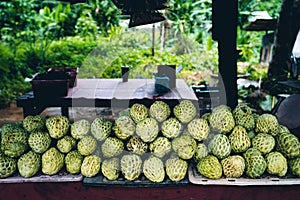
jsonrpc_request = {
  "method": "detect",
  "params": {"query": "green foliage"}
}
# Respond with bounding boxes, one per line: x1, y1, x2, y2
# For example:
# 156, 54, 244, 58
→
78, 28, 218, 82
0, 42, 31, 108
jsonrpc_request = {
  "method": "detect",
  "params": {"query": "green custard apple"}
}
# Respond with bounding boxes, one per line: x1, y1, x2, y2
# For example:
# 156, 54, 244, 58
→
46, 115, 70, 139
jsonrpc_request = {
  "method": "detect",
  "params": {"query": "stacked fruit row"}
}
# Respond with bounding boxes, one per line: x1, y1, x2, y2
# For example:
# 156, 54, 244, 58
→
1, 100, 300, 183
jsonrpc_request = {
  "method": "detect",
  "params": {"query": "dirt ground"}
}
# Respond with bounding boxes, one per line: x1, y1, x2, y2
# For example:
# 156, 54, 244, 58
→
0, 101, 24, 126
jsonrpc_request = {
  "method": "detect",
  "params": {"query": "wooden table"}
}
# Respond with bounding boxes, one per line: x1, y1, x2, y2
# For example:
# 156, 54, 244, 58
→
16, 79, 198, 118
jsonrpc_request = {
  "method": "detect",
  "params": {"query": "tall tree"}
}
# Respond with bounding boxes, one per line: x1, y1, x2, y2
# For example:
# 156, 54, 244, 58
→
267, 0, 300, 81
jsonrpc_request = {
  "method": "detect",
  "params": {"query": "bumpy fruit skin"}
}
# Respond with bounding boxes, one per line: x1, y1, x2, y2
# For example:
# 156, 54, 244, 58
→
91, 117, 112, 142
228, 125, 251, 153
173, 100, 197, 123
136, 118, 159, 143
143, 155, 165, 183
243, 148, 267, 178
129, 103, 149, 123
101, 137, 124, 158
165, 156, 188, 182
42, 147, 64, 175
208, 134, 231, 159
209, 105, 235, 134
113, 116, 135, 140
23, 115, 46, 132
252, 133, 275, 154
161, 117, 182, 139
77, 135, 97, 156
81, 155, 101, 177
276, 132, 300, 159
101, 157, 120, 181
221, 155, 245, 178
121, 154, 142, 181
187, 118, 210, 142
149, 101, 171, 123
193, 143, 208, 163
149, 137, 172, 158
197, 155, 222, 179
265, 151, 287, 177
0, 153, 17, 178
1, 122, 23, 134
17, 151, 41, 178
288, 157, 300, 177
126, 136, 148, 155
255, 114, 280, 137
172, 133, 197, 160
28, 131, 51, 154
232, 103, 255, 131
70, 119, 90, 140
46, 115, 70, 139
65, 150, 83, 174
1, 126, 28, 158
57, 135, 76, 153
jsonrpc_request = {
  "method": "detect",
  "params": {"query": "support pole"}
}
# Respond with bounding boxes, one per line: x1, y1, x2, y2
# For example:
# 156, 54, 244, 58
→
212, 0, 238, 109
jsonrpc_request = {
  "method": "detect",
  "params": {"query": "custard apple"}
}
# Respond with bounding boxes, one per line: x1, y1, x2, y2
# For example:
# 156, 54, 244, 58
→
101, 157, 120, 181
252, 133, 275, 154
46, 115, 70, 139
143, 155, 165, 183
17, 150, 41, 178
232, 103, 255, 130
120, 153, 142, 181
208, 134, 231, 159
172, 133, 197, 160
1, 126, 28, 158
288, 157, 300, 177
276, 132, 300, 159
42, 147, 64, 175
165, 156, 188, 182
0, 153, 17, 178
77, 135, 97, 156
221, 155, 245, 178
255, 114, 280, 136
65, 150, 83, 174
193, 143, 208, 163
101, 137, 124, 158
23, 115, 46, 132
70, 119, 90, 140
196, 155, 222, 179
265, 151, 287, 177
209, 105, 235, 134
1, 122, 23, 134
91, 117, 112, 141
228, 125, 251, 153
173, 100, 197, 123
126, 136, 148, 155
28, 131, 51, 154
81, 155, 101, 177
161, 117, 183, 139
149, 136, 172, 158
136, 117, 159, 143
57, 135, 76, 153
113, 116, 135, 140
149, 101, 171, 123
129, 103, 149, 123
187, 118, 210, 142
243, 147, 267, 178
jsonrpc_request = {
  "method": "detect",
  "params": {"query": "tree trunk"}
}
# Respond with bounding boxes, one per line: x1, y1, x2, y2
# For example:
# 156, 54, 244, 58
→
267, 0, 300, 81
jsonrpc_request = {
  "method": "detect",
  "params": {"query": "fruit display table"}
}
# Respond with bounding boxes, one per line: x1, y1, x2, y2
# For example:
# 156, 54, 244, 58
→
16, 79, 198, 119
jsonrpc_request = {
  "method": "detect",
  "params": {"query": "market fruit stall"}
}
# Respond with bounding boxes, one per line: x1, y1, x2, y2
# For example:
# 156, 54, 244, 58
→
1, 100, 300, 199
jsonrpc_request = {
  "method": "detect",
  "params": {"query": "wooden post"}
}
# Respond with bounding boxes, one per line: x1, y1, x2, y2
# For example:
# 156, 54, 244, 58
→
212, 0, 238, 109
